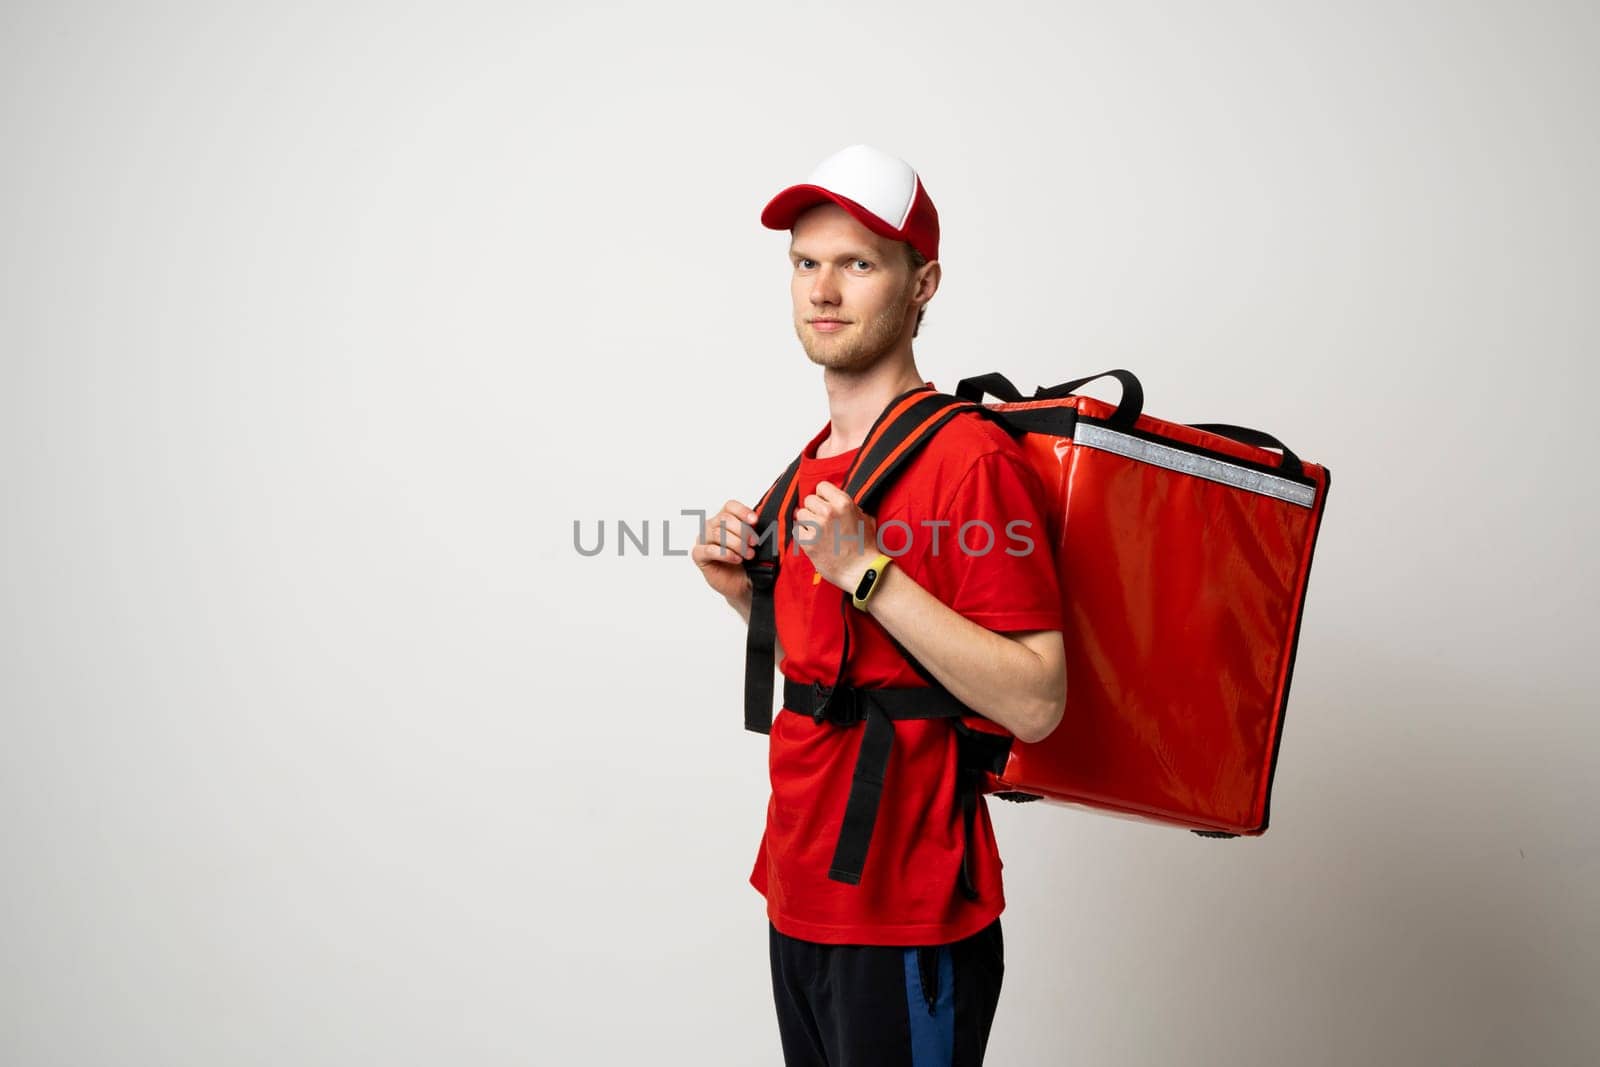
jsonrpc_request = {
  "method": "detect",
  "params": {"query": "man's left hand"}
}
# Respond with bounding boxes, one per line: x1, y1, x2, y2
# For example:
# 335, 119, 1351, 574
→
794, 480, 879, 593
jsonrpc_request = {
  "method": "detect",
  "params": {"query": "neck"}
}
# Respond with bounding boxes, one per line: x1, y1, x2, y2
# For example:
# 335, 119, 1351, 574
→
816, 354, 927, 459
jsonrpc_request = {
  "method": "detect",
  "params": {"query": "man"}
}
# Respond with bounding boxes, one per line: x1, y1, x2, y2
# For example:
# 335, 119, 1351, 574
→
692, 144, 1067, 1066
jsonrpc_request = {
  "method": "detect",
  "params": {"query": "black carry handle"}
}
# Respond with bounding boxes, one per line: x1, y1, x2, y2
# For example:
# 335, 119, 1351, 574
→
954, 372, 1026, 404
1032, 369, 1144, 429
1189, 423, 1305, 479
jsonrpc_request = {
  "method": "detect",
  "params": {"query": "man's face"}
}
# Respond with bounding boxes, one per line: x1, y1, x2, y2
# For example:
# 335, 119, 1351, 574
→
788, 204, 924, 371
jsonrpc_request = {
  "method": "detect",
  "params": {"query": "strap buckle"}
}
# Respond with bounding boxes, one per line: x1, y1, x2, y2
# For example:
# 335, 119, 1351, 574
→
811, 681, 865, 727
746, 559, 778, 593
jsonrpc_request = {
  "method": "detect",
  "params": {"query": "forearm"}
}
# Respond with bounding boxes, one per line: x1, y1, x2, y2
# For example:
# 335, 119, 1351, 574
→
861, 564, 1059, 742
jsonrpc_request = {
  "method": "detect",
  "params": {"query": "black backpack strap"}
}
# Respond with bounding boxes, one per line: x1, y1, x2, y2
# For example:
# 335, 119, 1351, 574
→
781, 673, 1001, 901
744, 383, 1019, 900
1187, 423, 1305, 479
841, 386, 977, 512
828, 386, 1008, 897
826, 382, 976, 703
741, 454, 803, 735
954, 372, 1026, 404
741, 382, 954, 735
1033, 368, 1143, 429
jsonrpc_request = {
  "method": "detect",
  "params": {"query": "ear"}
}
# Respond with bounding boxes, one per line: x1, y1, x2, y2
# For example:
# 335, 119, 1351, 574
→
912, 260, 941, 306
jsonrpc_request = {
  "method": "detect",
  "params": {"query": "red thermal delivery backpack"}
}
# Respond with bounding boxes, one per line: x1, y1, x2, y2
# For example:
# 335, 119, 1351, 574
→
741, 369, 1333, 895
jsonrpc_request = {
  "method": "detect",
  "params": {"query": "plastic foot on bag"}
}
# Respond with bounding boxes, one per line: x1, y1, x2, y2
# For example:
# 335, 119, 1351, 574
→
1191, 829, 1239, 839
992, 791, 1043, 803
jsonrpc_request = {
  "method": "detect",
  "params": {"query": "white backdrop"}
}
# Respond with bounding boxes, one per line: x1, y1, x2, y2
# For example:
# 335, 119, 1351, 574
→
3, 2, 1596, 1064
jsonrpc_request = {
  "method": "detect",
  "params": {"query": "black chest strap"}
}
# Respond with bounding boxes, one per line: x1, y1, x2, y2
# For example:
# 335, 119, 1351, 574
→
781, 676, 1013, 901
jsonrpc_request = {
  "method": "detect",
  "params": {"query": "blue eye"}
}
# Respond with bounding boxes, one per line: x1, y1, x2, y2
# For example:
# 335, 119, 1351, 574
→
853, 259, 871, 270
797, 258, 816, 269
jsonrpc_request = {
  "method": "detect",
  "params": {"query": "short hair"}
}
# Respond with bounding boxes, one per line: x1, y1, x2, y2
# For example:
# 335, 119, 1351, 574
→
905, 244, 928, 338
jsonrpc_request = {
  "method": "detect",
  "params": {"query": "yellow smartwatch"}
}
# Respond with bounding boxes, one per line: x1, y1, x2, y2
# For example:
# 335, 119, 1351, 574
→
851, 553, 895, 611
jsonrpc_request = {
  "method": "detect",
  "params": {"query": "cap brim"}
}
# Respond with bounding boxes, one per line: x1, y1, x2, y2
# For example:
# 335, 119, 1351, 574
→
759, 184, 907, 245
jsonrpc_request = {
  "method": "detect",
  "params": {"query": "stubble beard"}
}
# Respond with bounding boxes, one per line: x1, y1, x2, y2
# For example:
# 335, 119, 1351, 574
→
795, 292, 913, 372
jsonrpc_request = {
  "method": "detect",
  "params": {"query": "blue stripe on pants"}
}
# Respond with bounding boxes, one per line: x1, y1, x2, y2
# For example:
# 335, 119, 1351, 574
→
903, 945, 955, 1066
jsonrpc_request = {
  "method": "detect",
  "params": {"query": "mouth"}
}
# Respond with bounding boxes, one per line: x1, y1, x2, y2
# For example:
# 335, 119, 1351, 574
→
809, 319, 849, 333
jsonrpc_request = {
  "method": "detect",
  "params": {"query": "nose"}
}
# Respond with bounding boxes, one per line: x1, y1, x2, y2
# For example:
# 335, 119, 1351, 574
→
809, 264, 840, 308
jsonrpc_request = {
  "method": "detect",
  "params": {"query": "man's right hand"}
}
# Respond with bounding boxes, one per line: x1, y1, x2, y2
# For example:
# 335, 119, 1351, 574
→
692, 499, 760, 604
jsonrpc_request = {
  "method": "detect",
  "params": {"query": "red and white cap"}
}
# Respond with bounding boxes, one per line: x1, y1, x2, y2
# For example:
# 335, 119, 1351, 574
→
760, 144, 940, 261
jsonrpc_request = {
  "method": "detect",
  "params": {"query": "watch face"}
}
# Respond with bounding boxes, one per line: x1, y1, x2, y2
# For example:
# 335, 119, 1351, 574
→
855, 567, 877, 598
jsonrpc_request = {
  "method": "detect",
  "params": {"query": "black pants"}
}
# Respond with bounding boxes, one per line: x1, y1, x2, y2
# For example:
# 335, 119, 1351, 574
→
768, 918, 1005, 1066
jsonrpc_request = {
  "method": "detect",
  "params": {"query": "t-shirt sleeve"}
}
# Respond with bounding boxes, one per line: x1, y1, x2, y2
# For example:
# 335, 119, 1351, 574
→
921, 449, 1064, 633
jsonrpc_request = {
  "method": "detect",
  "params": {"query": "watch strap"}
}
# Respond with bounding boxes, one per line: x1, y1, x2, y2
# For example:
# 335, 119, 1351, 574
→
851, 553, 896, 610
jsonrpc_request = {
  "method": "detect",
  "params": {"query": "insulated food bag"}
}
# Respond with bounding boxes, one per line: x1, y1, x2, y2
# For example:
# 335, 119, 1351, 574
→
742, 369, 1333, 849
950, 370, 1332, 836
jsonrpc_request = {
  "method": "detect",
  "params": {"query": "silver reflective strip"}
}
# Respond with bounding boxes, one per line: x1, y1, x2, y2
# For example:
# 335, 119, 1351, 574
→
1074, 423, 1316, 508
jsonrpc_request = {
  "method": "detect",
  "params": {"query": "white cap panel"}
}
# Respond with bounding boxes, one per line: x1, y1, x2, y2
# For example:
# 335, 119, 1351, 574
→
803, 144, 918, 230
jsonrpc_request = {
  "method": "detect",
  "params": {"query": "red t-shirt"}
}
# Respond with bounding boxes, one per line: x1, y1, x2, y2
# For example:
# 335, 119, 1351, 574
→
749, 387, 1065, 945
